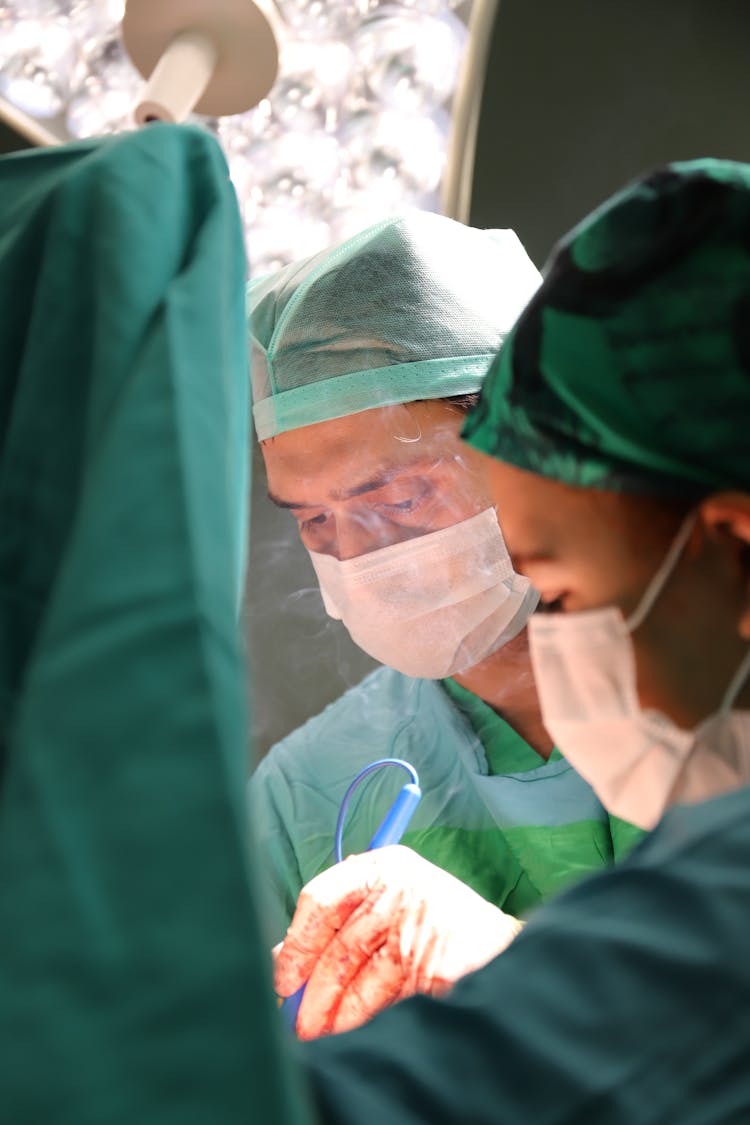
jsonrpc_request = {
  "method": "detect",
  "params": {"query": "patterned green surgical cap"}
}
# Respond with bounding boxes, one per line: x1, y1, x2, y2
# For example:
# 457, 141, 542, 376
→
463, 158, 750, 496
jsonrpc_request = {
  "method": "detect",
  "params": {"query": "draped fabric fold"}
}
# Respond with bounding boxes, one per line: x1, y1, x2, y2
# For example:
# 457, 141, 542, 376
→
0, 125, 309, 1125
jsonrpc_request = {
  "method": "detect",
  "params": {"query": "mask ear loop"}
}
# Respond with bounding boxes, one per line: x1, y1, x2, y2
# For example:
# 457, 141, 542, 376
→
625, 513, 698, 633
719, 646, 750, 713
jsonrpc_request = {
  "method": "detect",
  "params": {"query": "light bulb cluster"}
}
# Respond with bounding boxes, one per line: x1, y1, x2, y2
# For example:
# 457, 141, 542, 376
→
0, 0, 470, 272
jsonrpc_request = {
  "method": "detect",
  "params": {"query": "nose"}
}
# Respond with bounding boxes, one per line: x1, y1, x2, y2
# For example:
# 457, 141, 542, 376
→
334, 509, 387, 561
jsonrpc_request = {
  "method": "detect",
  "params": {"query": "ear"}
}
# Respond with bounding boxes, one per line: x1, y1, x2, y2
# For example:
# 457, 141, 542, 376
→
699, 492, 750, 640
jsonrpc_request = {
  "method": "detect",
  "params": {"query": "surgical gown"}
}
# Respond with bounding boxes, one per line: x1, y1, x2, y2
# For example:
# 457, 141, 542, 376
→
250, 666, 643, 944
0, 125, 309, 1125
302, 781, 750, 1123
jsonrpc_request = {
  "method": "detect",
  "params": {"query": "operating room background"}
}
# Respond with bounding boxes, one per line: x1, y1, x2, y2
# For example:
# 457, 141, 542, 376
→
2, 0, 748, 760
247, 0, 750, 760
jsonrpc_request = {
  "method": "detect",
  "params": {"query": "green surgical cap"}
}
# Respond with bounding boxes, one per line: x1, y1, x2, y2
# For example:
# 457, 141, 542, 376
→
248, 212, 541, 439
463, 158, 750, 495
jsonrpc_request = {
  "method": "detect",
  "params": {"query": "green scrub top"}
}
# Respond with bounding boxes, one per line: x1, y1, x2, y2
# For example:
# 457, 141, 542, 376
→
0, 126, 309, 1125
442, 678, 644, 876
250, 665, 643, 947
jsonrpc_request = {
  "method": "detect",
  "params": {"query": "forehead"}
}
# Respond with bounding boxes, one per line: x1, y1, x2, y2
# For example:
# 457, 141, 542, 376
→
481, 459, 595, 539
261, 401, 467, 490
479, 457, 670, 566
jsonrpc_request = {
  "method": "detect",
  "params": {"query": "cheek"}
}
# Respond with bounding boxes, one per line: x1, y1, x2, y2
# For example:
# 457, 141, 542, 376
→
629, 616, 718, 725
628, 554, 745, 724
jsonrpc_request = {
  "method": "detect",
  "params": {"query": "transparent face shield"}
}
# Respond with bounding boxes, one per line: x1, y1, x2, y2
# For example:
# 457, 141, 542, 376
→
264, 401, 539, 679
309, 506, 537, 678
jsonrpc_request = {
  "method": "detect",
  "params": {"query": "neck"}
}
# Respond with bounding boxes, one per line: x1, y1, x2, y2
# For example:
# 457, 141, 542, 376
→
452, 630, 554, 760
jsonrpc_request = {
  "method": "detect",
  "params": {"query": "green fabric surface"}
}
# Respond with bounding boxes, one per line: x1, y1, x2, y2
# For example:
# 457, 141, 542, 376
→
608, 813, 649, 860
437, 678, 615, 910
441, 676, 644, 905
250, 666, 640, 945
0, 127, 309, 1125
463, 158, 750, 496
302, 782, 750, 1123
441, 676, 564, 773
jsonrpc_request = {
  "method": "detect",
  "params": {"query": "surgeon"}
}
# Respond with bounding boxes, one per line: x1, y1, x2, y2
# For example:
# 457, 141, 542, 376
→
248, 212, 642, 970
277, 163, 750, 1117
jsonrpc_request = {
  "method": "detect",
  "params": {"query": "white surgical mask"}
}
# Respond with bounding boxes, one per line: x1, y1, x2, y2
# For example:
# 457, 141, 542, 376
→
309, 507, 538, 679
528, 515, 750, 829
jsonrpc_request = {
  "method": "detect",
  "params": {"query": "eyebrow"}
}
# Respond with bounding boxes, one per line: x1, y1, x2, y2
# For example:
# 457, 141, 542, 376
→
267, 461, 434, 510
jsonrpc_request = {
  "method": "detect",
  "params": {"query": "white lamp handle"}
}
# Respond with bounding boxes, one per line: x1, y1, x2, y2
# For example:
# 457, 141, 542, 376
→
134, 29, 218, 125
123, 0, 279, 122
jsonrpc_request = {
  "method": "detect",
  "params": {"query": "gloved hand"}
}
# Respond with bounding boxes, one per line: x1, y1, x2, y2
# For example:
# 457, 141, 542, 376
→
274, 845, 524, 1040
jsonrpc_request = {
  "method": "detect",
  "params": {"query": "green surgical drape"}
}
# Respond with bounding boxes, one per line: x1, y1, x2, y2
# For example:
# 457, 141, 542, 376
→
0, 124, 310, 1125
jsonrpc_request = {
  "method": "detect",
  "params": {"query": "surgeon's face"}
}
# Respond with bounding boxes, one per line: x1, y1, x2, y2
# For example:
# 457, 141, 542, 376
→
262, 401, 493, 560
480, 458, 750, 728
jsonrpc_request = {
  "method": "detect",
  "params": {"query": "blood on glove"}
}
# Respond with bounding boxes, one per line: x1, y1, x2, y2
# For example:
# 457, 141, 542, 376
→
274, 845, 524, 1040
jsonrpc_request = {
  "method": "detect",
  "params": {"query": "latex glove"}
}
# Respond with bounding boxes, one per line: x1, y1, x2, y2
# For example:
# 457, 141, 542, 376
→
274, 845, 523, 1040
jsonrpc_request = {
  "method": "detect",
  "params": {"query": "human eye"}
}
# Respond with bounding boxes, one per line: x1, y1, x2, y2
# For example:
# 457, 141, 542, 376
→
378, 497, 421, 514
299, 511, 329, 532
293, 509, 335, 552
372, 478, 433, 520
